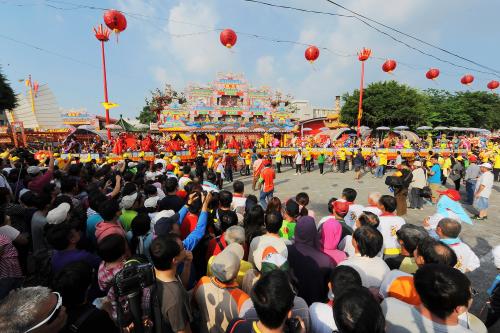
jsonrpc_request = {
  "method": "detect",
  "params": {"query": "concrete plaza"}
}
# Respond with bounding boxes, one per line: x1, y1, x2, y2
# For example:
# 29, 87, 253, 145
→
224, 162, 499, 324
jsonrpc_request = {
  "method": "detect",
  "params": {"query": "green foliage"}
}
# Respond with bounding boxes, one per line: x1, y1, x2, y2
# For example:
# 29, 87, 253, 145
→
0, 67, 17, 111
137, 103, 156, 124
340, 80, 500, 129
138, 84, 186, 124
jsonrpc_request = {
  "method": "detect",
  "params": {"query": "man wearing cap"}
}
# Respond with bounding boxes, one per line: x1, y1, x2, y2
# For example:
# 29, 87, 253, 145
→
193, 243, 253, 333
473, 162, 494, 220
464, 155, 480, 205
27, 153, 55, 195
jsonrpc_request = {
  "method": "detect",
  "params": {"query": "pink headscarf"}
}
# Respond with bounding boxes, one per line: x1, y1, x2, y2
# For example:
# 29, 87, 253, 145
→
319, 218, 347, 265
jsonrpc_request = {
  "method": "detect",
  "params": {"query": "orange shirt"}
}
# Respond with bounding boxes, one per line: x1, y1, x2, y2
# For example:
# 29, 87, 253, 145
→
260, 167, 275, 192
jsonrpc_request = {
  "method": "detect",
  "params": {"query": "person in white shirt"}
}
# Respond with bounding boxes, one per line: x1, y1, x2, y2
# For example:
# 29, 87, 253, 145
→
473, 162, 494, 220
178, 165, 192, 191
377, 195, 406, 257
309, 266, 362, 333
338, 226, 390, 289
231, 180, 247, 215
363, 192, 382, 216
382, 264, 475, 333
341, 188, 364, 229
436, 218, 480, 273
294, 150, 303, 175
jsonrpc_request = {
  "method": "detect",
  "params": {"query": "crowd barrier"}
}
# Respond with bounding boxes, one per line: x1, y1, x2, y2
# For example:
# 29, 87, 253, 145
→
48, 148, 470, 163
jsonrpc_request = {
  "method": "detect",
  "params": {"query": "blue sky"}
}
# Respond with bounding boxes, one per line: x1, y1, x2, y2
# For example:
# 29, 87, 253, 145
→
1, 0, 499, 119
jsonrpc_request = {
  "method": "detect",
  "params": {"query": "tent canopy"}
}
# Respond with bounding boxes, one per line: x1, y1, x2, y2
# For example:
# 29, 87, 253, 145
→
115, 115, 140, 132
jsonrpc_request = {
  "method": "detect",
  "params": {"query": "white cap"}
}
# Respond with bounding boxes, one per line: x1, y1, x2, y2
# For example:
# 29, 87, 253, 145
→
152, 209, 176, 224
27, 166, 40, 175
144, 197, 159, 209
480, 162, 492, 169
46, 203, 71, 225
120, 192, 138, 210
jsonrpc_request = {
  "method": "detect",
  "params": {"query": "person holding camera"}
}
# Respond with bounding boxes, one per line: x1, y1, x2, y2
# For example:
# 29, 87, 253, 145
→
150, 234, 194, 333
226, 270, 306, 333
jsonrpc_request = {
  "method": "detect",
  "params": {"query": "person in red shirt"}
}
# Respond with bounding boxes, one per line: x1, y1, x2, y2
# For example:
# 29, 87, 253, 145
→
258, 158, 275, 209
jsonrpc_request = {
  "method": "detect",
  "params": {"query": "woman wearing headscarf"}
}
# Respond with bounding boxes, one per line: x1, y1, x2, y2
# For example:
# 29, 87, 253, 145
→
286, 216, 335, 305
319, 218, 347, 265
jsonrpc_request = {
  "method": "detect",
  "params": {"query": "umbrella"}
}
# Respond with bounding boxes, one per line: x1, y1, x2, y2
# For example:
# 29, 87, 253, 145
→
237, 127, 248, 131
269, 127, 280, 132
433, 126, 449, 131
416, 126, 433, 130
254, 127, 265, 132
376, 126, 390, 130
302, 127, 312, 131
202, 125, 216, 129
78, 125, 96, 130
221, 126, 235, 131
394, 126, 409, 130
105, 124, 122, 130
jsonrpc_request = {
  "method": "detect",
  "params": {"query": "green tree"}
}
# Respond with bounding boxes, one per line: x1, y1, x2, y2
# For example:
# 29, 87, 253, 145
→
137, 103, 157, 124
340, 80, 426, 128
0, 67, 17, 112
137, 84, 187, 124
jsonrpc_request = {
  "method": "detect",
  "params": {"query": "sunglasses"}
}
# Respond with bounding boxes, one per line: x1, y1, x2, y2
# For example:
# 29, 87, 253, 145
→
24, 292, 63, 333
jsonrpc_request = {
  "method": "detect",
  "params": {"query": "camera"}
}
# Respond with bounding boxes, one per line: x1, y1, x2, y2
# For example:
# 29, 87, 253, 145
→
114, 260, 155, 297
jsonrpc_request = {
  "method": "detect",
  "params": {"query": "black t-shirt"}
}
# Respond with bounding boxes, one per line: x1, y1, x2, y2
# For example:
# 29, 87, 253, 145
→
158, 194, 185, 213
384, 255, 405, 271
195, 156, 205, 169
61, 304, 118, 333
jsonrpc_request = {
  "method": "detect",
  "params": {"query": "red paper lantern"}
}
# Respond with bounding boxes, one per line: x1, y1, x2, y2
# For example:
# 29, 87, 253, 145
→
305, 46, 320, 63
461, 74, 474, 85
358, 48, 372, 62
220, 29, 237, 48
487, 80, 500, 90
426, 68, 440, 80
382, 59, 397, 73
103, 9, 127, 33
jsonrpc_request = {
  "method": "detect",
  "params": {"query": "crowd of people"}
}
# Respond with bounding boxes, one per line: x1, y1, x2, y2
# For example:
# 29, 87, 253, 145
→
0, 144, 498, 333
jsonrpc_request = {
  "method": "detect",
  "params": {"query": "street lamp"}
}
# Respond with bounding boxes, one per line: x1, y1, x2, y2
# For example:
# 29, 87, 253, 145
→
93, 24, 112, 140
357, 47, 371, 138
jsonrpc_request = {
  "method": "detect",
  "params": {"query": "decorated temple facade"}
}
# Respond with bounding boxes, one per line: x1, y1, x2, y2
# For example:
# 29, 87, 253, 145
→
158, 73, 298, 131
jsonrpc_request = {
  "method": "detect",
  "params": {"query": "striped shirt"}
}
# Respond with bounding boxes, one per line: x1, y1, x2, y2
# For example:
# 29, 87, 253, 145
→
0, 234, 22, 279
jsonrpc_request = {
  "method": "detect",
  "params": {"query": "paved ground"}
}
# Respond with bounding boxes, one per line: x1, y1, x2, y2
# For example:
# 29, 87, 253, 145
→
224, 163, 499, 328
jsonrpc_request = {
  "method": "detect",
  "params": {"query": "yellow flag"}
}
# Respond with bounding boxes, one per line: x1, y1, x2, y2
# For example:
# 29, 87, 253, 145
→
102, 102, 119, 109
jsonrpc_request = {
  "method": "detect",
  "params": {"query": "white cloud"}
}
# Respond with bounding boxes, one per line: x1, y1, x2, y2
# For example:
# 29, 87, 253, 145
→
151, 66, 168, 85
256, 56, 275, 78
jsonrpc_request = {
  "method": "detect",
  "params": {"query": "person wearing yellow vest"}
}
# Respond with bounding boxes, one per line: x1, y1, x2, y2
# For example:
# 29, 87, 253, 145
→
493, 150, 500, 182
374, 149, 387, 178
244, 151, 252, 176
305, 148, 312, 172
274, 149, 282, 173
441, 154, 452, 186
338, 148, 347, 173
207, 152, 215, 171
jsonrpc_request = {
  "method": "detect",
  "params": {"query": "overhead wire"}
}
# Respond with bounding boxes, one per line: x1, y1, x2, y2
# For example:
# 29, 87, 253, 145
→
241, 0, 500, 78
1, 0, 498, 82
322, 0, 500, 75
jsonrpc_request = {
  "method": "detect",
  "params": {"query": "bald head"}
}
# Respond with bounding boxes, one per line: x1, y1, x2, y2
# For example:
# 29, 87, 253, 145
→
437, 218, 461, 238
